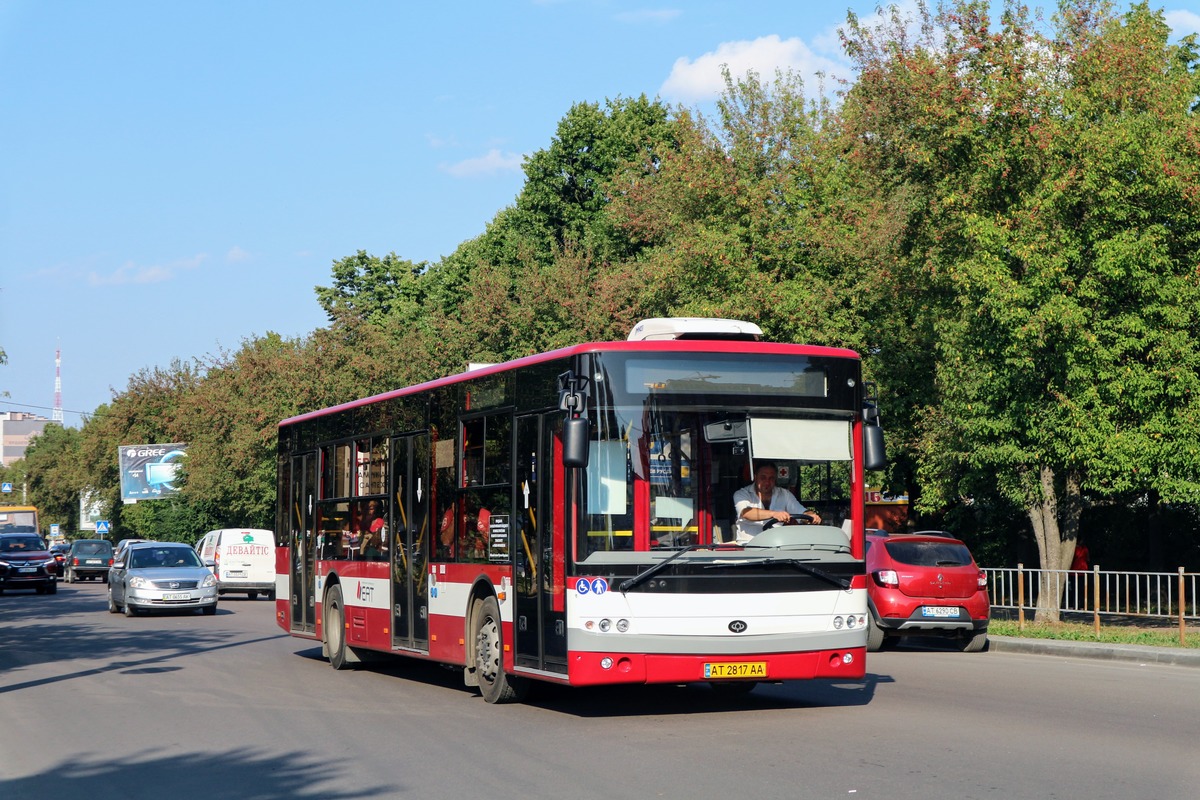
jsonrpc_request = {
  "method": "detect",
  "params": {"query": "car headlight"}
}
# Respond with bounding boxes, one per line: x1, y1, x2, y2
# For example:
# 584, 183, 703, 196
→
201, 573, 216, 588
0, 559, 11, 568
129, 576, 149, 589
42, 558, 58, 568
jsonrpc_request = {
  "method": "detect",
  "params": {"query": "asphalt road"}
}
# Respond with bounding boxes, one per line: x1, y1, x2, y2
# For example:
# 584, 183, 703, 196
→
2, 580, 1198, 800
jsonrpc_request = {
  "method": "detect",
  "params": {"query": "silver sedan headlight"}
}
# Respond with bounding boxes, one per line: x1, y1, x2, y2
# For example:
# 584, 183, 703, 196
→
201, 573, 216, 588
129, 576, 150, 589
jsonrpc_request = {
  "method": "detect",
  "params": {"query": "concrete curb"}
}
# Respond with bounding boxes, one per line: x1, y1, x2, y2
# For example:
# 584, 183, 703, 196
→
989, 635, 1200, 668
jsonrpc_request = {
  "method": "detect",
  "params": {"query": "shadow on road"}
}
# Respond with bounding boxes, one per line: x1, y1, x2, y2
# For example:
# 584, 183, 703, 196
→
293, 643, 893, 717
0, 584, 286, 694
0, 747, 395, 800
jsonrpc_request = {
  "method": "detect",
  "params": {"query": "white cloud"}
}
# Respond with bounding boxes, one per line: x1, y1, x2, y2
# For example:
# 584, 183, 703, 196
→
660, 34, 847, 102
614, 9, 682, 24
441, 149, 524, 178
1165, 9, 1200, 37
88, 254, 206, 286
225, 246, 250, 262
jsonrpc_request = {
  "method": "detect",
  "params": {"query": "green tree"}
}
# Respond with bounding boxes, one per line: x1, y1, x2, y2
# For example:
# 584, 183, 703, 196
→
314, 250, 427, 327
181, 325, 418, 529
840, 0, 1200, 617
21, 423, 83, 533
605, 68, 880, 352
313, 96, 678, 372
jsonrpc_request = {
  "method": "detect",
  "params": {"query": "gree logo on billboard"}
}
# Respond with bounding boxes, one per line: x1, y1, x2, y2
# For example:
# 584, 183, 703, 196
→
118, 443, 189, 503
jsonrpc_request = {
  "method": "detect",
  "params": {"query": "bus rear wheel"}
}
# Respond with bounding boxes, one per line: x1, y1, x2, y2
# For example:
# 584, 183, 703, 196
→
473, 596, 525, 704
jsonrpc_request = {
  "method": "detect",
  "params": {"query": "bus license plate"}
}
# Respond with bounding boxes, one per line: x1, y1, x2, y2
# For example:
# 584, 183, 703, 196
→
922, 606, 960, 618
163, 592, 191, 601
704, 662, 767, 679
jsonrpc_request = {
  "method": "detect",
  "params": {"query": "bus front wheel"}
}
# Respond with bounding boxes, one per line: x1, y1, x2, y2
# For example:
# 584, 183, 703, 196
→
473, 596, 526, 704
324, 585, 358, 670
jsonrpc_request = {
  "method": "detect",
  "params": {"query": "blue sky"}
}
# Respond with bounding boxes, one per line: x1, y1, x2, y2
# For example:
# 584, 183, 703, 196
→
2, 1, 1198, 427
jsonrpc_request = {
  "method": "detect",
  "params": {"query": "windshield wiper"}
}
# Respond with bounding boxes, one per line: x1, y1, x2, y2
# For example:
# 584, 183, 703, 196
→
705, 558, 851, 591
619, 544, 706, 594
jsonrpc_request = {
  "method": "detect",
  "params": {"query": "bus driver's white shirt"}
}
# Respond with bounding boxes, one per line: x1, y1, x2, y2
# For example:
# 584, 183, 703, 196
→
733, 484, 808, 543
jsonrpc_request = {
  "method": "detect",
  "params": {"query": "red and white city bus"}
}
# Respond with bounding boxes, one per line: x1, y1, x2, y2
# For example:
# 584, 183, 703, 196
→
274, 318, 886, 702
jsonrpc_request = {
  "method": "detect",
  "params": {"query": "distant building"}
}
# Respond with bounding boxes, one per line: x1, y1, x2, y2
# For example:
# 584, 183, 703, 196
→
0, 412, 51, 466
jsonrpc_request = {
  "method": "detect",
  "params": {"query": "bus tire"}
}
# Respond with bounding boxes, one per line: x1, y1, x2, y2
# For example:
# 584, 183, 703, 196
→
866, 615, 886, 652
473, 595, 525, 704
324, 584, 359, 670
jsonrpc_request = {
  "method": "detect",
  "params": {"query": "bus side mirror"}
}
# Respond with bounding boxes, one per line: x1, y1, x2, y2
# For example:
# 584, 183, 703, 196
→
562, 417, 590, 469
864, 425, 886, 471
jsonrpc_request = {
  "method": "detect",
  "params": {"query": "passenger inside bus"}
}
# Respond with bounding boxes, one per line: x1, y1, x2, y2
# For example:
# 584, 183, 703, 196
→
360, 530, 384, 560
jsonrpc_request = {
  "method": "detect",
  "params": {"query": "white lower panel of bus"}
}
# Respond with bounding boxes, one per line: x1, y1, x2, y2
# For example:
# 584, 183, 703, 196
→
568, 627, 865, 655
568, 587, 866, 638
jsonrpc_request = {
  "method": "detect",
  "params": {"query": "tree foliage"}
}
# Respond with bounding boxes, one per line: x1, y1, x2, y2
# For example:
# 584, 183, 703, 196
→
840, 0, 1200, 615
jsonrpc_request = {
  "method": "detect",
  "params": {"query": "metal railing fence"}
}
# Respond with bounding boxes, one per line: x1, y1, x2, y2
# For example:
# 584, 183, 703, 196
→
985, 564, 1199, 643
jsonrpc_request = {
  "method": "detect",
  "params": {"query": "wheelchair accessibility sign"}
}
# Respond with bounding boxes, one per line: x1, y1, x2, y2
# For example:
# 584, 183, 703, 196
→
576, 577, 608, 596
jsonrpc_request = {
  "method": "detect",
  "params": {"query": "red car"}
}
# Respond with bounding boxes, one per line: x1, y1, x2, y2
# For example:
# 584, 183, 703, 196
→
0, 532, 60, 595
865, 530, 989, 652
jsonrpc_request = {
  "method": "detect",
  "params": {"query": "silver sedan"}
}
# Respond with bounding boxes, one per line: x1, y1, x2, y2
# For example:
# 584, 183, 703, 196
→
108, 542, 218, 616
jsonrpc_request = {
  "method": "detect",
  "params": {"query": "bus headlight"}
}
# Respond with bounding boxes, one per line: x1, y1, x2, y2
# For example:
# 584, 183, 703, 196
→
616, 619, 630, 633
598, 619, 611, 632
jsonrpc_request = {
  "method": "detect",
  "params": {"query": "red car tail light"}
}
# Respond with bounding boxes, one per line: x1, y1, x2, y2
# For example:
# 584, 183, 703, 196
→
976, 570, 988, 589
873, 569, 899, 588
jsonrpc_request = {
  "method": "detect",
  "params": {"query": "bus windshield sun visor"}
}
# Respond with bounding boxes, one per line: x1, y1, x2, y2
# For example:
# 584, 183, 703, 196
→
748, 417, 851, 462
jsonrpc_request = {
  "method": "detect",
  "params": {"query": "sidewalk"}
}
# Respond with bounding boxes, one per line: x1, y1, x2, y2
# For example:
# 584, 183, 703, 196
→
989, 635, 1200, 668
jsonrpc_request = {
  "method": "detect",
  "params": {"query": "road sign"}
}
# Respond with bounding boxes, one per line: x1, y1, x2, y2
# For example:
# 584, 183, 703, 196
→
51, 523, 61, 536
96, 520, 111, 535
1, 482, 11, 493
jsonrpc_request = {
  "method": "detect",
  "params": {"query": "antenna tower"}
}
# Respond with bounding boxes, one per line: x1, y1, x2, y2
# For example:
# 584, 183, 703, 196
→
53, 348, 63, 422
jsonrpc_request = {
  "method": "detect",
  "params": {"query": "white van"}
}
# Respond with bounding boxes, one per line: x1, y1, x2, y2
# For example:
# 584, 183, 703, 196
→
195, 528, 276, 600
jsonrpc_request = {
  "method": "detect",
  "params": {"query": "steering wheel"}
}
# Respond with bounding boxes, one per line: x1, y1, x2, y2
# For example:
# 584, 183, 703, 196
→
761, 514, 814, 531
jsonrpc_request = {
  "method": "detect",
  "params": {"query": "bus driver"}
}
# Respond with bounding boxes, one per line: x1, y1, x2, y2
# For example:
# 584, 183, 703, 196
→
733, 461, 821, 542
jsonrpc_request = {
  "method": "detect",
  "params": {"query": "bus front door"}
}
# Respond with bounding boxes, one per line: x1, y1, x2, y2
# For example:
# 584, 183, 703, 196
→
391, 433, 431, 651
513, 413, 567, 675
289, 453, 317, 634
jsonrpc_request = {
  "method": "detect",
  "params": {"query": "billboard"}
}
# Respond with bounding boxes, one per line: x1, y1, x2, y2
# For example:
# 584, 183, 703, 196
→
118, 443, 189, 503
79, 488, 105, 531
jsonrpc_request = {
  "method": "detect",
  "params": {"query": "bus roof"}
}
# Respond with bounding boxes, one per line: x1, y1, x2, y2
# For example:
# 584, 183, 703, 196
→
279, 338, 862, 428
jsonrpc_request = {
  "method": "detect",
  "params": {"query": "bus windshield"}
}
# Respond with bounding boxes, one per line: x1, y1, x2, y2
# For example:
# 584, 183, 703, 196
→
0, 508, 39, 534
580, 353, 858, 559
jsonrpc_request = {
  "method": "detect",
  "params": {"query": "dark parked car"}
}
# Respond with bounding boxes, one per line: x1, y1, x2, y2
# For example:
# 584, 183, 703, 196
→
64, 539, 115, 582
108, 541, 218, 616
0, 532, 59, 595
865, 529, 989, 652
50, 541, 70, 576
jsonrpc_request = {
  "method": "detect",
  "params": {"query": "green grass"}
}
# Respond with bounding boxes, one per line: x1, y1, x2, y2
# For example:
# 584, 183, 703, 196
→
990, 619, 1200, 649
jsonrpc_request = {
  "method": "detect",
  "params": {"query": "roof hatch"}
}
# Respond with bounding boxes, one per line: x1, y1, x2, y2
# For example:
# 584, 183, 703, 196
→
627, 317, 763, 342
